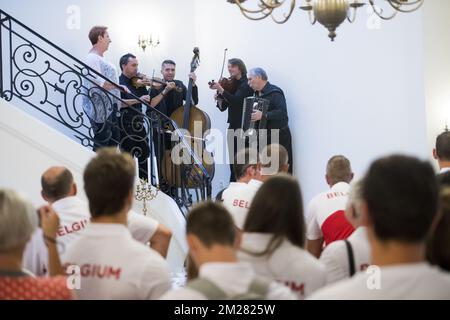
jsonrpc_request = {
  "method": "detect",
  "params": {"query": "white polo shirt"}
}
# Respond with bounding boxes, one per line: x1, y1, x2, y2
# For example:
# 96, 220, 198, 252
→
22, 196, 159, 276
160, 262, 297, 300
319, 227, 371, 284
306, 182, 354, 245
62, 223, 171, 299
309, 262, 450, 300
222, 179, 263, 229
238, 233, 326, 299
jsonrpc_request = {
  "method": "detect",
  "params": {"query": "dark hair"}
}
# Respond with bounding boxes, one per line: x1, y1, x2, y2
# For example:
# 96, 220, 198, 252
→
326, 155, 352, 185
41, 168, 74, 202
119, 53, 136, 71
88, 26, 108, 45
426, 187, 450, 272
186, 201, 235, 248
363, 155, 438, 243
436, 131, 450, 161
83, 148, 135, 217
233, 148, 259, 180
162, 59, 176, 67
242, 175, 305, 256
228, 58, 247, 75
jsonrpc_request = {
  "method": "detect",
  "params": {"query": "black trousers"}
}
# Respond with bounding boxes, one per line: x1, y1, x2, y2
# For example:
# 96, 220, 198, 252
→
267, 126, 293, 174
90, 109, 120, 152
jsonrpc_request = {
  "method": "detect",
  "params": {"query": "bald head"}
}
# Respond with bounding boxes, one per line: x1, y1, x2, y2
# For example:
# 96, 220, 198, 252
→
326, 155, 353, 187
41, 166, 76, 203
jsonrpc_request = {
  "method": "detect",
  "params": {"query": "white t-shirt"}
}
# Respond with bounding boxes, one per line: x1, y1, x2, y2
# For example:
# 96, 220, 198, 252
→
306, 182, 354, 245
238, 233, 326, 299
62, 223, 171, 299
160, 262, 297, 300
22, 196, 159, 276
309, 262, 450, 300
222, 179, 263, 229
319, 227, 371, 284
83, 52, 120, 123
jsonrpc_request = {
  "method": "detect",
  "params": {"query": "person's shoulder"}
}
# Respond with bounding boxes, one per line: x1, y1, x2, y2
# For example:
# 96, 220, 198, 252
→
278, 245, 326, 275
160, 286, 206, 300
307, 275, 363, 300
266, 280, 297, 300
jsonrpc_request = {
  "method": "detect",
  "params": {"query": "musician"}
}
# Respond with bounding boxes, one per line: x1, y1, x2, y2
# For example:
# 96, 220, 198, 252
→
149, 59, 199, 118
118, 53, 159, 180
247, 67, 293, 174
210, 58, 254, 182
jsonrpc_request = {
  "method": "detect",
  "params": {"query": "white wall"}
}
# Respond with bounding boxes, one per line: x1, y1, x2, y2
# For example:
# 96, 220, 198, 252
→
194, 0, 429, 202
423, 0, 450, 170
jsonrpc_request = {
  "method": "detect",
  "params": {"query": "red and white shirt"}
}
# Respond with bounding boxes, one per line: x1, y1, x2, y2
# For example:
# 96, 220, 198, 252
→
22, 196, 159, 276
238, 233, 326, 299
306, 182, 354, 246
0, 275, 72, 300
222, 179, 263, 229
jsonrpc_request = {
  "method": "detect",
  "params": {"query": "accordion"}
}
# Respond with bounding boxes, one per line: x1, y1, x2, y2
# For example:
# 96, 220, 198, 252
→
240, 95, 269, 138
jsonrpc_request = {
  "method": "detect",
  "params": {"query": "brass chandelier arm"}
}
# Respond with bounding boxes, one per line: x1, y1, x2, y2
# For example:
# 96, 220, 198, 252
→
270, 0, 297, 23
387, 0, 424, 13
239, 7, 275, 20
368, 0, 398, 20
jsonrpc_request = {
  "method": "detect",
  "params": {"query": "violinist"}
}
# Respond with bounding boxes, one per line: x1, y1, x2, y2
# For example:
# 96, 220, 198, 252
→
118, 53, 158, 179
209, 58, 253, 182
149, 59, 199, 118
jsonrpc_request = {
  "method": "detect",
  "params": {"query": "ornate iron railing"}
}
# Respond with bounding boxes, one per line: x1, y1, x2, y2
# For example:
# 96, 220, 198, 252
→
0, 10, 212, 211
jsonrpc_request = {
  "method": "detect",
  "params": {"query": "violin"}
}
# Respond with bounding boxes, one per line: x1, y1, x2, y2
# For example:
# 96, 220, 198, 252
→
208, 48, 238, 95
131, 73, 183, 92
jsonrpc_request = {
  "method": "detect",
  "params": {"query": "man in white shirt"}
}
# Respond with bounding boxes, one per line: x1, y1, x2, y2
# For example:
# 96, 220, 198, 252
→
222, 144, 289, 229
42, 149, 172, 299
161, 202, 296, 300
310, 155, 450, 300
433, 131, 450, 174
306, 155, 355, 258
23, 166, 172, 276
319, 179, 371, 284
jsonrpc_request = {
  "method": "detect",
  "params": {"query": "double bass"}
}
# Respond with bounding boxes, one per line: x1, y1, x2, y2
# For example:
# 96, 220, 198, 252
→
164, 47, 215, 188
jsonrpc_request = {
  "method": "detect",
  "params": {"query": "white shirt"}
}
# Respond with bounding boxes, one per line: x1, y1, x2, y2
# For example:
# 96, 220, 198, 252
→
160, 262, 297, 300
22, 196, 159, 276
309, 262, 450, 300
440, 167, 450, 174
62, 223, 171, 299
82, 52, 120, 123
306, 182, 354, 245
238, 233, 326, 299
319, 227, 371, 284
222, 179, 263, 229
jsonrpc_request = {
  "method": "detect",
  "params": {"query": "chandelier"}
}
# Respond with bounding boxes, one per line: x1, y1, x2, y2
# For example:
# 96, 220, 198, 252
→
227, 0, 425, 41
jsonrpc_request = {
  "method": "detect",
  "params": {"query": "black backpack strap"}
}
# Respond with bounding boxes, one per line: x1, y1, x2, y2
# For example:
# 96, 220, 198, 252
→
344, 239, 356, 277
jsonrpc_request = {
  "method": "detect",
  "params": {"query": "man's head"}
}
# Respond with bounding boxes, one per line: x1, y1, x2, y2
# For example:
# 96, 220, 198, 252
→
161, 59, 176, 81
325, 155, 353, 187
41, 166, 76, 203
83, 148, 135, 218
186, 201, 237, 267
233, 148, 261, 183
88, 26, 110, 51
0, 188, 37, 254
119, 53, 138, 77
361, 155, 438, 245
228, 58, 247, 79
345, 179, 365, 228
433, 131, 450, 168
248, 67, 268, 91
260, 144, 289, 180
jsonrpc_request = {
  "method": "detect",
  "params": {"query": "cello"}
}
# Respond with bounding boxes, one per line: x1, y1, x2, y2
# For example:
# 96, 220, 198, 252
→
164, 47, 215, 189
